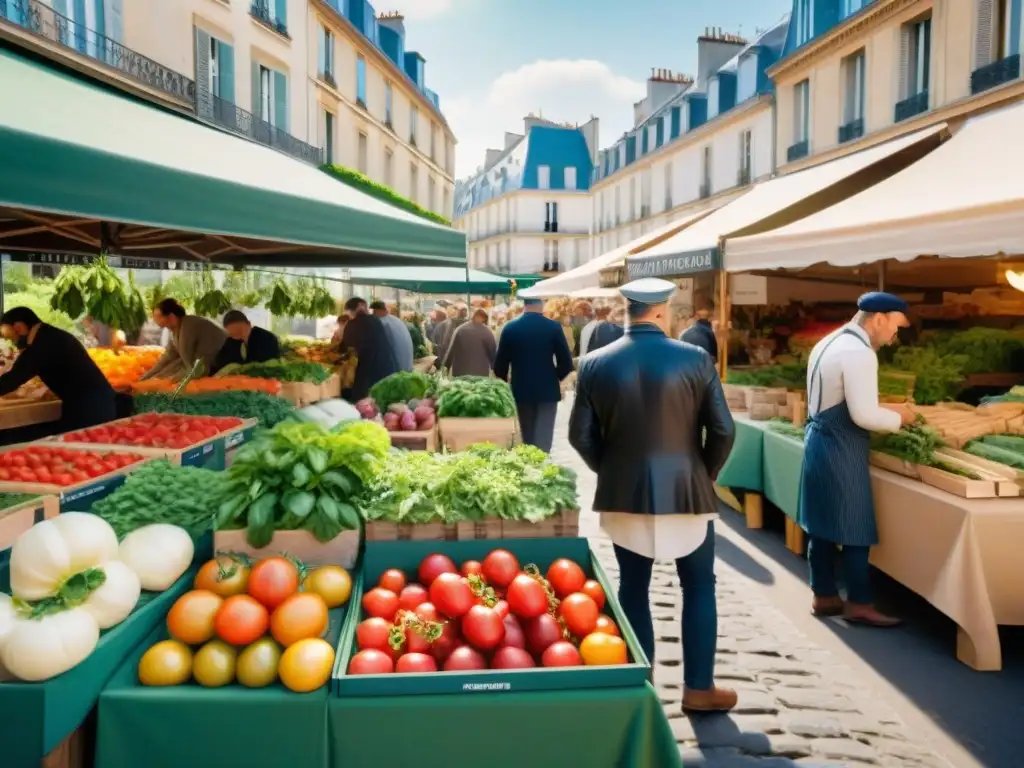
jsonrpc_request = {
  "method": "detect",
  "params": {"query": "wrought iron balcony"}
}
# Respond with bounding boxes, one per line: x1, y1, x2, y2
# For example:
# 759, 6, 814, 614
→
787, 140, 809, 162
838, 117, 864, 143
542, 261, 560, 272
250, 0, 289, 38
971, 54, 1021, 95
0, 0, 194, 105
202, 92, 324, 166
894, 90, 928, 122
319, 71, 337, 89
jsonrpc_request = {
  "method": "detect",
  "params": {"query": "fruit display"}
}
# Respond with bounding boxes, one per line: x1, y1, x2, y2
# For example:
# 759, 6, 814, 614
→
0, 514, 193, 681
0, 445, 146, 486
345, 548, 630, 678
134, 390, 297, 428
131, 376, 282, 395
139, 555, 349, 692
356, 396, 436, 432
63, 413, 245, 449
88, 346, 164, 389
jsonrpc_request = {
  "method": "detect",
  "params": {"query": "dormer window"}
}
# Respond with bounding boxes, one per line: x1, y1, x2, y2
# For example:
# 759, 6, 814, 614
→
537, 165, 551, 189
708, 77, 720, 117
795, 0, 814, 46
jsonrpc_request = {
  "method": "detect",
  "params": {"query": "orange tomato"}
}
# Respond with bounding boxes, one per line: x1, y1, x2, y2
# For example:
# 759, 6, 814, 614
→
194, 555, 251, 598
167, 590, 224, 645
278, 638, 335, 692
579, 632, 628, 666
593, 614, 620, 636
214, 595, 269, 646
270, 593, 329, 647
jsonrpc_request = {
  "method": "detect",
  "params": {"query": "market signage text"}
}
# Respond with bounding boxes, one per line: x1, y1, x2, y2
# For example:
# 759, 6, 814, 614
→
627, 248, 720, 279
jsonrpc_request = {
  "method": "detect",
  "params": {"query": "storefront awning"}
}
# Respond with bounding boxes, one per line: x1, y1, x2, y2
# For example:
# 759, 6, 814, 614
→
348, 267, 535, 294
521, 209, 714, 298
0, 44, 465, 268
627, 124, 948, 280
725, 103, 1024, 271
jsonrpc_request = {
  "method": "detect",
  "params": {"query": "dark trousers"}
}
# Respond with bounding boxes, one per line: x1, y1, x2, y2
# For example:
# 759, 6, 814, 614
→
807, 536, 872, 604
516, 401, 557, 453
613, 523, 717, 690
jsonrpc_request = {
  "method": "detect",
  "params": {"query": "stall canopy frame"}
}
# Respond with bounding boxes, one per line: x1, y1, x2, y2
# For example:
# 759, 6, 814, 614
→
0, 44, 466, 269
347, 267, 540, 295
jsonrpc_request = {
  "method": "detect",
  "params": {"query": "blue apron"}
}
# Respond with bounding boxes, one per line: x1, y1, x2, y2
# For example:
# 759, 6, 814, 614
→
797, 329, 878, 547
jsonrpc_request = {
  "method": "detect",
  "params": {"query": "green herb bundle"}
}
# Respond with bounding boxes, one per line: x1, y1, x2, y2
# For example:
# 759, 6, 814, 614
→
0, 492, 40, 513
236, 360, 332, 383
889, 347, 968, 405
369, 371, 433, 410
921, 328, 1024, 375
870, 421, 980, 478
134, 391, 298, 428
435, 376, 517, 418
727, 364, 807, 390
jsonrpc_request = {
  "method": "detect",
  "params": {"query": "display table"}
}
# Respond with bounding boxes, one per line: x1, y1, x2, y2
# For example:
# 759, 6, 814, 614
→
715, 414, 768, 527
760, 429, 806, 552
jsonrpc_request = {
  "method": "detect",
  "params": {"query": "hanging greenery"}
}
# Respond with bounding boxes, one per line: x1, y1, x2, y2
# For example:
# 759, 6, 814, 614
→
49, 255, 147, 333
287, 276, 335, 319
267, 279, 293, 316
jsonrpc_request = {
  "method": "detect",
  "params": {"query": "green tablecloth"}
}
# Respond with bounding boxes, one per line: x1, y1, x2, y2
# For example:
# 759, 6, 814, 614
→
328, 682, 680, 768
761, 429, 806, 522
716, 416, 767, 491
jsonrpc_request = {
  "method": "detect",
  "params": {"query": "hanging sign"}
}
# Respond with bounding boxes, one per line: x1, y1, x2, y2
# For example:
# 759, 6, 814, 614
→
730, 274, 768, 305
626, 247, 721, 279
2, 252, 226, 271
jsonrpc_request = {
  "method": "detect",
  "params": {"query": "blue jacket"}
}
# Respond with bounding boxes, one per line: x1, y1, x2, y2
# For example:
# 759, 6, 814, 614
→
680, 318, 718, 362
494, 312, 573, 404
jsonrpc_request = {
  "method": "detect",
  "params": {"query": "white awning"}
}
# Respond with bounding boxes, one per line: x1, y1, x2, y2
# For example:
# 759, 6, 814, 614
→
726, 104, 1024, 271
627, 124, 947, 279
520, 208, 713, 298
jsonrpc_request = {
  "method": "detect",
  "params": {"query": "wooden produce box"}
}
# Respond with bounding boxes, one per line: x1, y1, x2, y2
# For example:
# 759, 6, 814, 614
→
870, 451, 920, 479
438, 417, 517, 452
387, 427, 438, 452
935, 448, 1023, 497
0, 493, 59, 550
214, 528, 360, 569
916, 465, 1001, 499
363, 522, 459, 542
319, 373, 342, 400
278, 381, 323, 407
455, 509, 579, 540
0, 399, 61, 431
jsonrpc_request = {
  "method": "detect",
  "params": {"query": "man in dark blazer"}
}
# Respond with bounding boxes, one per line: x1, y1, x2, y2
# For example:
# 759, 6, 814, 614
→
680, 295, 718, 362
494, 298, 573, 452
569, 278, 736, 713
212, 310, 282, 373
339, 297, 400, 401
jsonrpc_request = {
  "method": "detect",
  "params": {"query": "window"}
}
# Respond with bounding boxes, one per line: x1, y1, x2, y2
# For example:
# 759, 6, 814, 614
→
430, 124, 437, 162
317, 25, 333, 82
664, 162, 673, 209
629, 177, 636, 219
842, 50, 866, 123
902, 17, 931, 98
324, 110, 334, 164
738, 130, 752, 184
504, 240, 511, 271
614, 186, 620, 226
795, 0, 814, 46
544, 240, 559, 272
384, 148, 394, 187
195, 30, 235, 108
841, 0, 866, 18
701, 145, 712, 196
410, 106, 418, 145
357, 131, 368, 174
385, 82, 393, 126
545, 202, 558, 232
537, 165, 551, 189
564, 167, 577, 190
428, 178, 436, 211
356, 55, 366, 106
793, 79, 810, 142
1000, 0, 1024, 58
410, 163, 419, 201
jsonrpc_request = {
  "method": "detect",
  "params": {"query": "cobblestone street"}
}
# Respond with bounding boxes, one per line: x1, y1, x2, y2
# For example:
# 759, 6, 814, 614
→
549, 401, 955, 768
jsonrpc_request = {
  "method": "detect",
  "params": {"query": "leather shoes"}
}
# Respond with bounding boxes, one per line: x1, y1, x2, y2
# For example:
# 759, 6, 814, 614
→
812, 595, 845, 616
682, 685, 738, 713
843, 603, 902, 627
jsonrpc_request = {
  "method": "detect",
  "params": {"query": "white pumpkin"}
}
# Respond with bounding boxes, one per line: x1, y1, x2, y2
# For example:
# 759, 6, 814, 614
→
10, 513, 119, 600
0, 594, 16, 681
119, 524, 194, 591
1, 607, 100, 681
82, 561, 141, 629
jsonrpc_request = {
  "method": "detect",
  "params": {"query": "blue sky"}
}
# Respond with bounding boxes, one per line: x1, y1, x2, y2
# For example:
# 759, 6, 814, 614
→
390, 0, 792, 177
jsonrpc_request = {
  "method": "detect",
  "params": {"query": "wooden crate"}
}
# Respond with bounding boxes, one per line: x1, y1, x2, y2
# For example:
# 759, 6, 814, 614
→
935, 449, 1022, 497
0, 443, 171, 499
917, 465, 1000, 499
0, 399, 61, 430
438, 417, 517, 452
319, 373, 342, 400
455, 520, 504, 540
214, 528, 360, 569
388, 428, 437, 452
279, 381, 322, 407
0, 493, 59, 550
455, 510, 579, 540
41, 723, 86, 768
363, 522, 457, 542
870, 451, 920, 479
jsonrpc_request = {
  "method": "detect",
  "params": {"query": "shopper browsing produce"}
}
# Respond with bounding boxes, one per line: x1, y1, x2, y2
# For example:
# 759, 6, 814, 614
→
370, 301, 414, 372
679, 294, 718, 362
141, 299, 226, 381
212, 310, 281, 373
0, 306, 117, 432
339, 297, 399, 401
442, 308, 496, 377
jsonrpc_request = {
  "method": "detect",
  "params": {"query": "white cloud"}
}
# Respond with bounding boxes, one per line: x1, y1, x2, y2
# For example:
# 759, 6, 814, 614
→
385, 0, 456, 20
446, 59, 646, 178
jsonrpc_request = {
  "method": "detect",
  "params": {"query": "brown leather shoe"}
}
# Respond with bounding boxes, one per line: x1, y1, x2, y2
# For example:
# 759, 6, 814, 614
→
844, 603, 902, 627
682, 685, 738, 713
812, 595, 845, 617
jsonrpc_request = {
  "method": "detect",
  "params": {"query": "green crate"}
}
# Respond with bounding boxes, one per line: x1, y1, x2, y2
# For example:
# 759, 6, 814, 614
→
332, 537, 650, 697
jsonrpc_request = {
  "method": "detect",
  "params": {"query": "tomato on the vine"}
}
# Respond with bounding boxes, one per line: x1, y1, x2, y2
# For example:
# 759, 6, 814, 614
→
559, 593, 599, 638
506, 573, 548, 619
247, 557, 300, 611
460, 560, 484, 578
460, 605, 505, 651
398, 583, 429, 612
546, 558, 587, 599
429, 573, 473, 618
362, 588, 400, 620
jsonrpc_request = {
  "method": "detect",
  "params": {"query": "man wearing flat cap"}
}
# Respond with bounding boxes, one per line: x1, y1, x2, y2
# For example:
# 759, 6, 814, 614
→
569, 278, 737, 713
799, 291, 916, 628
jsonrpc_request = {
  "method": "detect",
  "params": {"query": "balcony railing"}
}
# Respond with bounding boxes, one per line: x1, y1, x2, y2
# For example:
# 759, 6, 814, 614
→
971, 54, 1021, 95
543, 221, 559, 233
319, 71, 337, 89
698, 182, 711, 199
737, 167, 752, 186
894, 90, 929, 122
787, 140, 809, 162
542, 261, 560, 272
250, 0, 289, 37
204, 92, 324, 165
0, 0, 195, 104
838, 117, 864, 144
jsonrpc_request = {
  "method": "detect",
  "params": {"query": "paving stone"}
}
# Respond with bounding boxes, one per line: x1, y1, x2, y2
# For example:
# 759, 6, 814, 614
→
713, 664, 759, 683
781, 713, 850, 739
731, 690, 780, 715
670, 715, 698, 741
870, 739, 943, 762
812, 737, 879, 764
735, 639, 784, 656
740, 733, 813, 759
774, 688, 861, 713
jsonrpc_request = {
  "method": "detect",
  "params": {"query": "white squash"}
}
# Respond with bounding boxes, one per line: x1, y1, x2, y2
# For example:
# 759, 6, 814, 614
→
119, 524, 194, 591
10, 513, 119, 600
82, 561, 141, 629
1, 607, 100, 681
0, 593, 16, 681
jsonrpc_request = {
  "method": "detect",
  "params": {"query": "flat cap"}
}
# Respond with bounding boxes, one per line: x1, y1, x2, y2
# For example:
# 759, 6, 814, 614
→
619, 277, 676, 305
857, 291, 909, 314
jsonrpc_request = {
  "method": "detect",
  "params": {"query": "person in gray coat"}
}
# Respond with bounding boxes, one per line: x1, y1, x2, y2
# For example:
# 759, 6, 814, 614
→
371, 301, 413, 372
443, 309, 496, 377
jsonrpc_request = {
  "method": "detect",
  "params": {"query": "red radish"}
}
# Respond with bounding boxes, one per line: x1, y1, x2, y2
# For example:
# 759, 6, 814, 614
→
429, 573, 474, 619
500, 614, 526, 649
460, 605, 506, 651
506, 573, 548, 619
542, 641, 582, 667
396, 653, 437, 673
443, 646, 487, 671
398, 584, 429, 612
482, 549, 520, 588
491, 647, 535, 669
348, 649, 394, 675
418, 553, 457, 586
524, 613, 563, 656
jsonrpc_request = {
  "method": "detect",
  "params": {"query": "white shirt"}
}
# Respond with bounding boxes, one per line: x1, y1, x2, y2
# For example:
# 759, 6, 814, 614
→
579, 319, 601, 357
807, 323, 901, 433
600, 512, 718, 560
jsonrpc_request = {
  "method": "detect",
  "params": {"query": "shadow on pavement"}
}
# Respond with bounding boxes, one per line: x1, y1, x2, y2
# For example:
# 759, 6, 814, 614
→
716, 501, 1024, 768
714, 532, 775, 585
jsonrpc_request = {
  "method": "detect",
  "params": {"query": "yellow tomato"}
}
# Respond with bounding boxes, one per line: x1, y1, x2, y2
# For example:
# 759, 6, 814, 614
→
579, 632, 628, 666
193, 640, 237, 687
278, 638, 335, 693
304, 566, 352, 608
194, 556, 251, 598
237, 638, 282, 688
139, 640, 193, 686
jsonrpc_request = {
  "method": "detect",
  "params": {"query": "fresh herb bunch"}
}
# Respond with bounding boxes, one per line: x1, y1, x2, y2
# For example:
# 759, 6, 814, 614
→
236, 360, 332, 383
921, 328, 1024, 375
726, 365, 807, 389
0, 492, 40, 512
870, 420, 946, 464
435, 376, 517, 418
215, 420, 390, 547
889, 347, 968, 405
134, 391, 297, 428
369, 371, 433, 410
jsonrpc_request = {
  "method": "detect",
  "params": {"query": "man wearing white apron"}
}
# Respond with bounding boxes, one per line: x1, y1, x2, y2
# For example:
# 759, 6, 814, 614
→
799, 292, 916, 627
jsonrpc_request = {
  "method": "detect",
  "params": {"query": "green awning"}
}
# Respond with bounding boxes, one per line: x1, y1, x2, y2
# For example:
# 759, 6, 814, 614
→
349, 267, 536, 294
0, 44, 465, 268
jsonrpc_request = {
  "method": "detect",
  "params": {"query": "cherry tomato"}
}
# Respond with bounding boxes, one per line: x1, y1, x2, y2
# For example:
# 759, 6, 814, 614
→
398, 583, 429, 612
443, 646, 487, 671
559, 593, 599, 638
581, 580, 606, 611
460, 605, 505, 651
506, 573, 548, 619
429, 573, 474, 619
500, 614, 526, 649
348, 649, 394, 675
395, 652, 438, 673
524, 613, 563, 656
546, 559, 587, 599
481, 549, 520, 588
418, 553, 457, 587
247, 557, 300, 611
214, 594, 269, 646
491, 646, 535, 669
579, 632, 628, 666
542, 641, 583, 667
362, 588, 400, 620
594, 614, 620, 636
378, 569, 407, 594
356, 617, 397, 654
460, 560, 484, 578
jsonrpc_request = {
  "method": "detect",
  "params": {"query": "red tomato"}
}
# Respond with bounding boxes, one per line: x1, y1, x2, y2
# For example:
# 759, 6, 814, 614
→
481, 549, 520, 588
348, 649, 394, 675
581, 580, 606, 611
547, 559, 587, 599
0, 469, 10, 481
594, 615, 620, 636
500, 614, 526, 649
378, 569, 407, 594
460, 560, 484, 578
53, 473, 73, 486
10, 455, 26, 467
362, 588, 400, 620
247, 557, 300, 610
395, 652, 437, 674
414, 602, 441, 623
398, 583, 429, 612
214, 594, 269, 646
559, 593, 599, 638
492, 600, 510, 620
542, 641, 582, 667
506, 574, 548, 619
417, 553, 457, 587
430, 620, 461, 663
403, 625, 432, 655
524, 613, 563, 656
429, 573, 474, 619
355, 617, 395, 653
460, 605, 506, 651
70, 470, 89, 483
443, 646, 487, 671
491, 647, 535, 669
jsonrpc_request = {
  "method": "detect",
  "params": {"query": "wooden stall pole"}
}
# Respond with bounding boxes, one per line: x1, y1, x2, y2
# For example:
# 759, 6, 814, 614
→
743, 492, 763, 529
717, 267, 729, 381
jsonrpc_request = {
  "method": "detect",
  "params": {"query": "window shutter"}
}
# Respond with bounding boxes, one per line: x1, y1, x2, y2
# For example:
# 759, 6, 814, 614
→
274, 0, 287, 27
974, 0, 996, 69
105, 0, 122, 43
219, 42, 235, 105
53, 0, 67, 15
252, 63, 263, 127
273, 71, 287, 131
194, 28, 212, 120
317, 26, 325, 75
898, 26, 911, 99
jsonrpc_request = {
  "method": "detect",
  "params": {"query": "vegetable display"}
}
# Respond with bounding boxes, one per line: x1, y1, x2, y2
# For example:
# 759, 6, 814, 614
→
356, 395, 437, 433
871, 421, 979, 478
766, 419, 805, 441
134, 391, 297, 428
368, 371, 433, 411
222, 360, 332, 384
0, 446, 145, 486
89, 347, 164, 389
965, 434, 1024, 469
347, 549, 628, 675
132, 376, 283, 395
0, 492, 40, 511
139, 556, 348, 692
435, 376, 516, 418
215, 420, 390, 548
283, 339, 340, 365
63, 413, 244, 449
